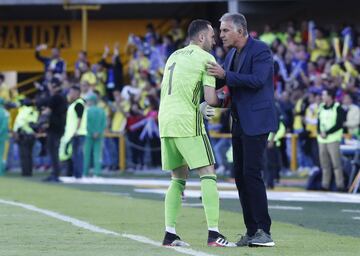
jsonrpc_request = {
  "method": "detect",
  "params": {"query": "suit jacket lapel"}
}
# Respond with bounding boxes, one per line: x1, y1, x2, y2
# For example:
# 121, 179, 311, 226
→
236, 50, 248, 73
236, 36, 254, 73
225, 48, 236, 71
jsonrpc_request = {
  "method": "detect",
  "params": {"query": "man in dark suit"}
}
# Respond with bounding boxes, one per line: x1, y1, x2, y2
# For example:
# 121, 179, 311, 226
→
41, 78, 68, 182
207, 13, 278, 247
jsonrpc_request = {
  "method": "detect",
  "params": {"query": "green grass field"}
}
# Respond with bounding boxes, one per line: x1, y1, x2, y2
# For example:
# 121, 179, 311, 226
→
0, 176, 359, 256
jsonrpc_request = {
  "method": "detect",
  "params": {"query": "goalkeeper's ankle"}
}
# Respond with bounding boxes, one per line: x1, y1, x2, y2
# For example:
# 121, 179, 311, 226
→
166, 226, 176, 235
208, 227, 220, 238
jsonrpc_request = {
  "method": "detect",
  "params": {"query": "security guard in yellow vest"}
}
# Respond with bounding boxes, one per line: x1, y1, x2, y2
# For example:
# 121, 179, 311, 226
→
63, 86, 87, 178
304, 92, 321, 168
13, 99, 39, 176
317, 89, 345, 191
293, 96, 305, 132
293, 91, 311, 170
0, 98, 9, 175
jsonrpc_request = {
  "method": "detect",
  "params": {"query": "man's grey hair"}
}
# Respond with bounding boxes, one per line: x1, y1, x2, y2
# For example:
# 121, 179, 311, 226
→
220, 13, 248, 36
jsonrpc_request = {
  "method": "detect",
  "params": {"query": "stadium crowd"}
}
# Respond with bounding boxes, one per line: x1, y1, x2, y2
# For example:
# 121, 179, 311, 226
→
0, 19, 359, 190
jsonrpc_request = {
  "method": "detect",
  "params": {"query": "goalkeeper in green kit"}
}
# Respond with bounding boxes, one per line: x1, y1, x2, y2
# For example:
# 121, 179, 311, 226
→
159, 19, 234, 247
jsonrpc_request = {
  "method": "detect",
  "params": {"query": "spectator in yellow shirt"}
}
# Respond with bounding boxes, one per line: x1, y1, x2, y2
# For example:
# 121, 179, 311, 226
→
168, 19, 185, 47
0, 74, 11, 101
111, 90, 129, 133
304, 92, 321, 168
310, 29, 330, 62
80, 62, 97, 88
93, 63, 107, 97
75, 50, 88, 80
129, 50, 150, 81
259, 24, 277, 46
330, 60, 359, 88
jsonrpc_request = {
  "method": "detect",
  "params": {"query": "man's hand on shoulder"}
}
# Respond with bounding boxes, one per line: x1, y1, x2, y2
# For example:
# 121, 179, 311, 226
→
207, 61, 226, 79
199, 102, 215, 120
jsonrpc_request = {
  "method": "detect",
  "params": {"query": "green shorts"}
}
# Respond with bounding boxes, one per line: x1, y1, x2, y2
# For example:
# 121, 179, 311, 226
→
161, 134, 215, 171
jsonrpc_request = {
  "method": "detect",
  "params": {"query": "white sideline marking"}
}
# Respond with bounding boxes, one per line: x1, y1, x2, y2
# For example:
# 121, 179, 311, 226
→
268, 205, 303, 211
342, 209, 360, 213
133, 188, 360, 204
123, 234, 215, 256
177, 203, 303, 211
0, 199, 118, 235
60, 176, 236, 189
60, 177, 360, 203
352, 217, 360, 220
0, 199, 217, 256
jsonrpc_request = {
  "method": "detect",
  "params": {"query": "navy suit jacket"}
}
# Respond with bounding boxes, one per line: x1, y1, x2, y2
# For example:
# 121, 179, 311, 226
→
220, 36, 278, 136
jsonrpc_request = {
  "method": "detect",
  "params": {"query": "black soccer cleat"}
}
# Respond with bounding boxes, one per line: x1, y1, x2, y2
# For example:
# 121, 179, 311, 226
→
162, 232, 190, 247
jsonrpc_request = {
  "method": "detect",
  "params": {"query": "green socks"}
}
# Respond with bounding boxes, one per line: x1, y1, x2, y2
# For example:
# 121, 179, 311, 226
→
165, 178, 186, 233
200, 174, 219, 229
164, 175, 220, 233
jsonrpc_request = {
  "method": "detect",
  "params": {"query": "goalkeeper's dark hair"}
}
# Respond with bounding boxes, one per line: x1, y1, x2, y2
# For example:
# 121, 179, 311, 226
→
187, 19, 212, 40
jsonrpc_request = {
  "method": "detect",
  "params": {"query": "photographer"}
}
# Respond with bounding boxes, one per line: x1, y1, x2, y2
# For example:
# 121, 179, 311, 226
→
0, 98, 9, 176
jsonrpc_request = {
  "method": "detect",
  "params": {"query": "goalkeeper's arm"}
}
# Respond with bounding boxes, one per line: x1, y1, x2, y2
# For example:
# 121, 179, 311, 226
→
204, 85, 224, 108
200, 85, 230, 120
203, 85, 229, 108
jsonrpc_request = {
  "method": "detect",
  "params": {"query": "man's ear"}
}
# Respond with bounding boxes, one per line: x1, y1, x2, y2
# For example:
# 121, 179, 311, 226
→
238, 28, 243, 35
199, 33, 205, 42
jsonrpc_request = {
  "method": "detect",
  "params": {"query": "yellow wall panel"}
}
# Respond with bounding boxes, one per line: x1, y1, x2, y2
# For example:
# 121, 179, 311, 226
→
0, 19, 164, 72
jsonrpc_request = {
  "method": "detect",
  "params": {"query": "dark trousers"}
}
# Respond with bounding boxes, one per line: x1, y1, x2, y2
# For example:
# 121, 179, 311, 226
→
310, 138, 320, 167
128, 130, 145, 166
18, 135, 35, 176
280, 137, 289, 169
265, 146, 281, 189
72, 135, 85, 178
232, 125, 271, 236
66, 159, 73, 177
149, 137, 161, 167
47, 132, 62, 178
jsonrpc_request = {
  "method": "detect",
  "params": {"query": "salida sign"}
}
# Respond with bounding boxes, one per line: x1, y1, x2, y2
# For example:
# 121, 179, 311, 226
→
0, 24, 71, 49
